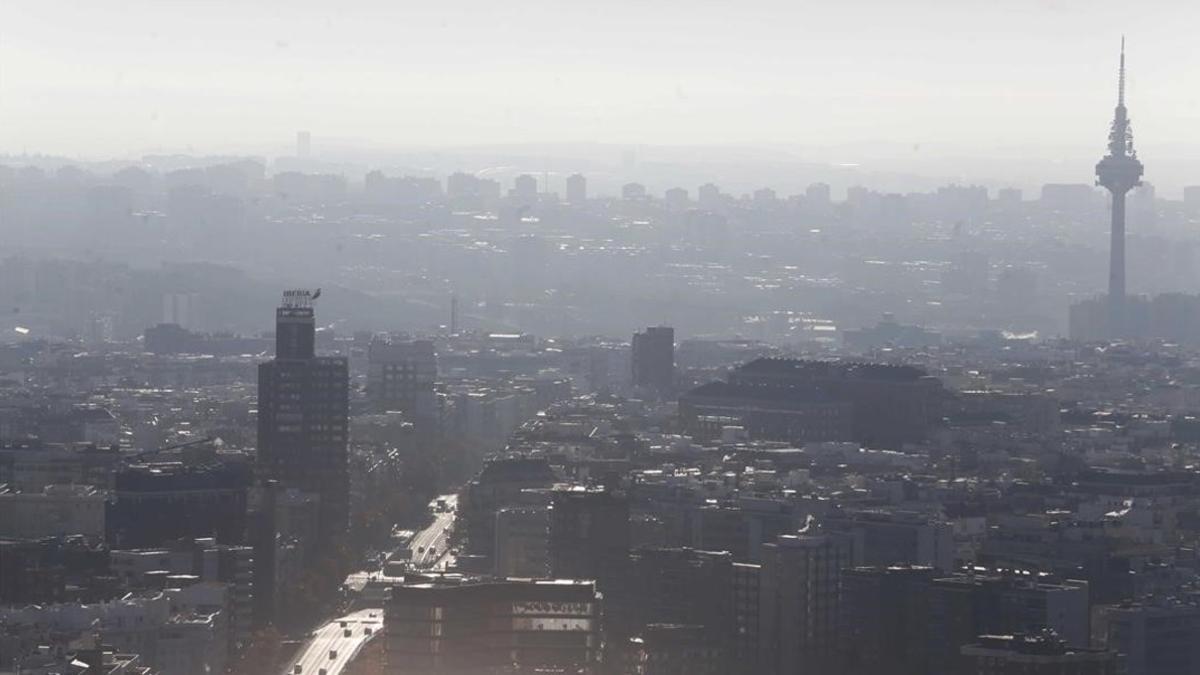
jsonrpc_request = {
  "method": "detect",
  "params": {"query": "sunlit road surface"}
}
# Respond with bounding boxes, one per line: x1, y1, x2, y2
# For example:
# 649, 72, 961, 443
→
410, 494, 457, 570
283, 608, 381, 675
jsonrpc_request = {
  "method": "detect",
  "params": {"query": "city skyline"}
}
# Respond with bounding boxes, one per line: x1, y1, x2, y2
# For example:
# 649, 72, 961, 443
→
6, 5, 1200, 674
3, 1, 1200, 189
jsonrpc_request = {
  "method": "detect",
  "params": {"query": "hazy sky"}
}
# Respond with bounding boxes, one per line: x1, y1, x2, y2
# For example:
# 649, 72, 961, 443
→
2, 0, 1199, 165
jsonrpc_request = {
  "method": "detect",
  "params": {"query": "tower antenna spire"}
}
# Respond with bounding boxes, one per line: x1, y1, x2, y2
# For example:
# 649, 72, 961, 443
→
1118, 36, 1126, 108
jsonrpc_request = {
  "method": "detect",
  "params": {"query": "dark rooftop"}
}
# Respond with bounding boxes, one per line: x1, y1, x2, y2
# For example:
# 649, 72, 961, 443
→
476, 457, 556, 483
682, 380, 837, 404
736, 357, 929, 382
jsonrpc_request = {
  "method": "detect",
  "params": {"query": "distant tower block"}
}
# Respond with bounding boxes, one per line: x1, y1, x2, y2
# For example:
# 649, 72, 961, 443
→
296, 130, 312, 158
632, 326, 675, 394
566, 173, 587, 205
1095, 38, 1144, 338
162, 292, 194, 329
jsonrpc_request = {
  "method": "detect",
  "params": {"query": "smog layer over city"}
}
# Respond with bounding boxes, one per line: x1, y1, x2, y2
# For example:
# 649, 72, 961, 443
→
2, 1, 1200, 674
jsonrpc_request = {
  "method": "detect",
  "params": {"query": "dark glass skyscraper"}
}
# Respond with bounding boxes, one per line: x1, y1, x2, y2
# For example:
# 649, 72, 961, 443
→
257, 290, 349, 549
631, 325, 675, 394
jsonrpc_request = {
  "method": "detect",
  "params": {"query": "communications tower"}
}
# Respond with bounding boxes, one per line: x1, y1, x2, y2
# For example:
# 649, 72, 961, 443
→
1095, 38, 1144, 337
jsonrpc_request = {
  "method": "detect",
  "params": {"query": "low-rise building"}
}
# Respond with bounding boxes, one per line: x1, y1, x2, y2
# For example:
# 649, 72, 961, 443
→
961, 632, 1116, 675
385, 576, 601, 674
0, 484, 106, 539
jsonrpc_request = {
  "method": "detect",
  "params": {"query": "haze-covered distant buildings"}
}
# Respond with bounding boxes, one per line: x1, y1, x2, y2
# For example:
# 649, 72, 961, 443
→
7, 43, 1200, 675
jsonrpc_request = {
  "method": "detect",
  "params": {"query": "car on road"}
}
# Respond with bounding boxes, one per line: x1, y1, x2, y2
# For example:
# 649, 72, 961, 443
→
343, 628, 352, 637
329, 650, 338, 660
293, 666, 302, 674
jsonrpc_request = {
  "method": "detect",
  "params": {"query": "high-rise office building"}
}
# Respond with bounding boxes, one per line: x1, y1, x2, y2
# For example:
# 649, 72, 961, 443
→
632, 326, 675, 394
566, 173, 587, 204
613, 547, 734, 667
494, 506, 549, 578
1095, 39, 1144, 338
928, 572, 1090, 674
842, 566, 935, 675
758, 533, 853, 675
732, 562, 762, 673
1097, 600, 1200, 675
257, 290, 349, 550
461, 457, 556, 559
366, 337, 437, 419
548, 486, 630, 591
